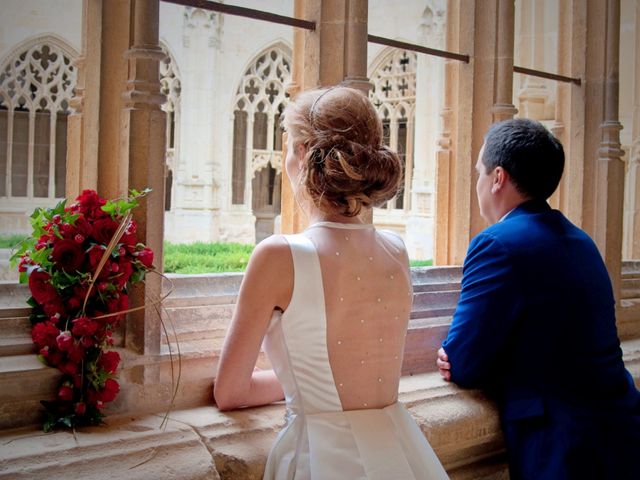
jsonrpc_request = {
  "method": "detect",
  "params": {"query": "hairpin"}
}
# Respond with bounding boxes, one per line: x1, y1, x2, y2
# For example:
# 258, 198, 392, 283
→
310, 86, 339, 126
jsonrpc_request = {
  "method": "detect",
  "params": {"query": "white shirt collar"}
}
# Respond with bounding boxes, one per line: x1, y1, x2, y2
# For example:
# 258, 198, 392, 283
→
499, 208, 516, 222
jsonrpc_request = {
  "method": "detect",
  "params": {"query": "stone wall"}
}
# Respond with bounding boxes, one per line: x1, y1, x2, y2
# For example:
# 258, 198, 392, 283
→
1, 266, 639, 478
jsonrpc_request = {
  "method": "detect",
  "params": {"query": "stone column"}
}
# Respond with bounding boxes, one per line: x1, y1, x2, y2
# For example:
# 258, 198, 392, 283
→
170, 8, 223, 242
281, 0, 370, 233
553, 0, 587, 225
121, 0, 166, 355
516, 0, 550, 120
342, 0, 369, 93
66, 0, 131, 200
594, 0, 625, 301
281, 0, 318, 235
409, 0, 446, 261
623, 0, 640, 259
66, 0, 103, 197
434, 0, 517, 265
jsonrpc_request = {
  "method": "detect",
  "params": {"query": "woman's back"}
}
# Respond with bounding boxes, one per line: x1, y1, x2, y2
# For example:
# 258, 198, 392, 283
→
304, 222, 411, 411
261, 224, 448, 479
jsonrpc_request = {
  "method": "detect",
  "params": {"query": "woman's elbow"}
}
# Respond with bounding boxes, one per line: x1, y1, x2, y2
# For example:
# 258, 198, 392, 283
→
213, 382, 242, 411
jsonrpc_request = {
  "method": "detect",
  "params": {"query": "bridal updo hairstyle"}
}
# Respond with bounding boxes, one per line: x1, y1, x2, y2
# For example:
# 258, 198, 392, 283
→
282, 86, 402, 217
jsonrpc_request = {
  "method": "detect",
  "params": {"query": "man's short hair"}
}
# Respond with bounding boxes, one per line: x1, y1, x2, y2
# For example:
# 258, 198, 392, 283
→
482, 118, 565, 200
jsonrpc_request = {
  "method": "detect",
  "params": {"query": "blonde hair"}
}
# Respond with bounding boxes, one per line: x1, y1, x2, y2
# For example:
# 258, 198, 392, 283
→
283, 86, 402, 217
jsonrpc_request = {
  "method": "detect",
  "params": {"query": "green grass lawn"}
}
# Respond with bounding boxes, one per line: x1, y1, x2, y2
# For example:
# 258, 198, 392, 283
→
0, 235, 432, 273
163, 242, 431, 273
409, 259, 433, 267
0, 234, 27, 249
163, 241, 254, 273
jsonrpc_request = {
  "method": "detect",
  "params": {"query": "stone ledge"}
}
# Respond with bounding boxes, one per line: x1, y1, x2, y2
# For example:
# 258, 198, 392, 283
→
0, 372, 506, 480
2, 339, 639, 480
0, 414, 219, 480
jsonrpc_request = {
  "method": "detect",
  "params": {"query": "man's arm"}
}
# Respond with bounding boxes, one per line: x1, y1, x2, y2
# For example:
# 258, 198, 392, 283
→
440, 232, 522, 388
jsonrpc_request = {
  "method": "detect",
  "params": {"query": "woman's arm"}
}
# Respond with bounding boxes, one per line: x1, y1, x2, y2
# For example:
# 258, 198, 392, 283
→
213, 235, 293, 411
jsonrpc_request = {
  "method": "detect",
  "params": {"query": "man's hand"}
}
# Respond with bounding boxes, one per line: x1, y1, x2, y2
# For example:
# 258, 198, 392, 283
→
437, 347, 451, 381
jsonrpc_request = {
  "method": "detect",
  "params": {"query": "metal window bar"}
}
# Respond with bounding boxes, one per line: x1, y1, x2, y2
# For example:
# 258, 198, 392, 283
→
161, 0, 315, 30
367, 35, 469, 63
513, 65, 581, 85
160, 0, 472, 63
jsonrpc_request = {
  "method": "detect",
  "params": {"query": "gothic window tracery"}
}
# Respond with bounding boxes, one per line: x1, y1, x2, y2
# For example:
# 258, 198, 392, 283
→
370, 49, 416, 210
0, 39, 77, 199
159, 44, 181, 212
231, 45, 290, 211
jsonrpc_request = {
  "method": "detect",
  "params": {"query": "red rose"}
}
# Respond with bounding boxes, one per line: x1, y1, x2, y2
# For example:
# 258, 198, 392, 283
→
105, 297, 119, 313
58, 385, 74, 402
98, 351, 121, 374
74, 285, 90, 299
120, 232, 138, 248
32, 321, 60, 348
127, 220, 137, 235
66, 296, 82, 311
92, 218, 119, 245
119, 293, 129, 312
47, 351, 63, 367
28, 271, 58, 305
51, 239, 85, 272
136, 247, 154, 269
75, 190, 106, 216
60, 361, 78, 376
71, 316, 98, 337
115, 261, 134, 288
43, 297, 66, 319
74, 215, 93, 237
68, 343, 85, 363
75, 402, 86, 415
97, 378, 120, 403
61, 223, 74, 235
87, 246, 104, 267
56, 331, 74, 351
18, 256, 33, 272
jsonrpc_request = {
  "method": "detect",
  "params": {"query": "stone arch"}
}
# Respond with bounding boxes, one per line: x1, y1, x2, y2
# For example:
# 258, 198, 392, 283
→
230, 42, 291, 242
369, 47, 417, 210
0, 34, 78, 199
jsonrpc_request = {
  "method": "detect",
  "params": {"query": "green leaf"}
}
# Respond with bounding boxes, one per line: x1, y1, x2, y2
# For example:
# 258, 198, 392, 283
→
61, 416, 73, 428
30, 248, 52, 269
43, 418, 55, 433
53, 200, 67, 215
101, 202, 117, 216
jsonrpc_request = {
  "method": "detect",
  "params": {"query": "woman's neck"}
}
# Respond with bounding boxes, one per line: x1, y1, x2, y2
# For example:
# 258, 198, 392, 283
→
307, 208, 370, 225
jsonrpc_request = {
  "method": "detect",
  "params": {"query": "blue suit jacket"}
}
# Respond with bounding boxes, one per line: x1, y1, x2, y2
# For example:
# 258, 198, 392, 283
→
442, 200, 640, 480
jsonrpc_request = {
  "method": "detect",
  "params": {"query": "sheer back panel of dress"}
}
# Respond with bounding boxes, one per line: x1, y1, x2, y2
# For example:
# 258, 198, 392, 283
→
304, 223, 412, 411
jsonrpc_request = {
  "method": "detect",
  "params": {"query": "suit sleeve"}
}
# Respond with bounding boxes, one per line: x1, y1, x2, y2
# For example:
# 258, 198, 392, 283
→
442, 232, 523, 388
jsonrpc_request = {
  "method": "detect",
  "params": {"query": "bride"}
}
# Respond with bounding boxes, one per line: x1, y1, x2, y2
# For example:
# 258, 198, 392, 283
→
214, 86, 448, 480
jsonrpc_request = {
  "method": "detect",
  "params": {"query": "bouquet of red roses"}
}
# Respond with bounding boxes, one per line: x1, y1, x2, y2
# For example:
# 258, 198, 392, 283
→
11, 189, 154, 431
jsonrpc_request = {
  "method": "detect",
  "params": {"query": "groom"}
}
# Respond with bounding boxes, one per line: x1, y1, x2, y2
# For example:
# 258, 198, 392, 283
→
437, 119, 640, 479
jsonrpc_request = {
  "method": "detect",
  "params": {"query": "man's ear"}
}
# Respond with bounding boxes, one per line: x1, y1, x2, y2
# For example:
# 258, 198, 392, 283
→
491, 166, 508, 194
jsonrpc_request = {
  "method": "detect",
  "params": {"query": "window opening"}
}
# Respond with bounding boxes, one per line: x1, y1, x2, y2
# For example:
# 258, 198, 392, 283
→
0, 41, 76, 200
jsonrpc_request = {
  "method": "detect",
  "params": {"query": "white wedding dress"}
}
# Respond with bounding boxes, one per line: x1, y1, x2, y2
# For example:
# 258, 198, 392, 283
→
262, 222, 448, 480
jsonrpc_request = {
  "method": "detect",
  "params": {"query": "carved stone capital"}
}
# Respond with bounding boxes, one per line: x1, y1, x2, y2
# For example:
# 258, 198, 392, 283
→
183, 7, 223, 50
251, 150, 283, 178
